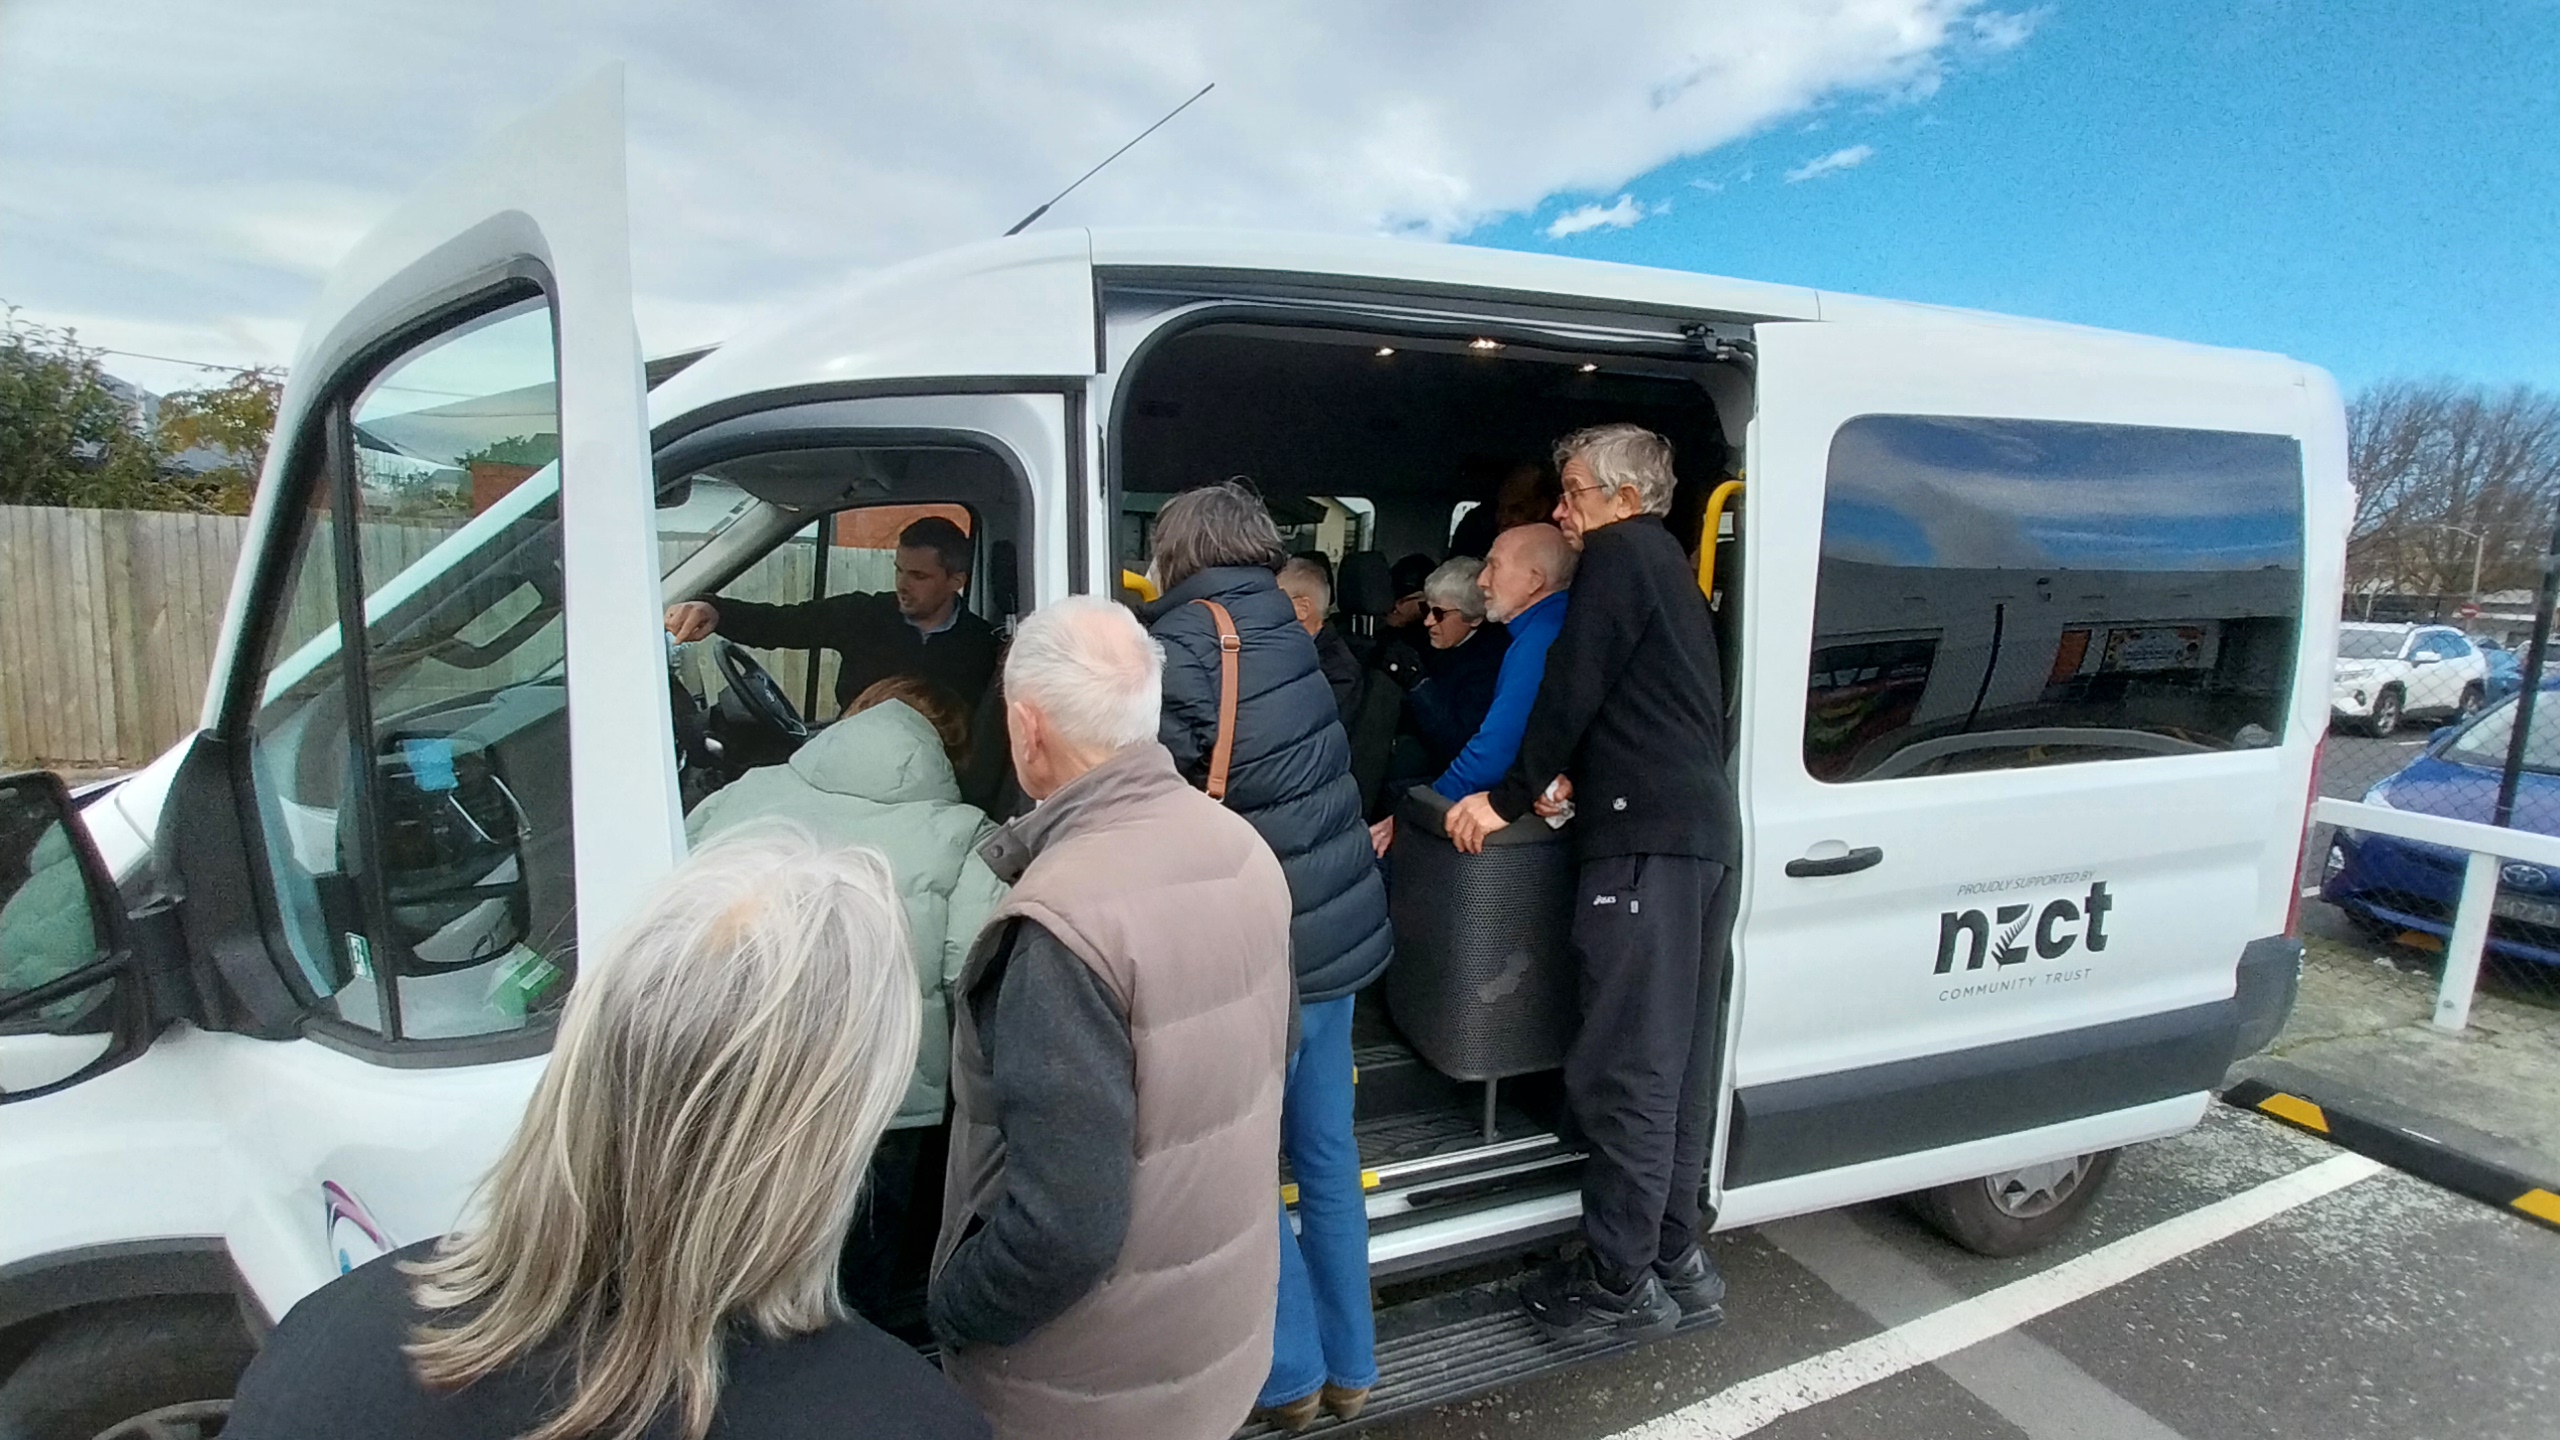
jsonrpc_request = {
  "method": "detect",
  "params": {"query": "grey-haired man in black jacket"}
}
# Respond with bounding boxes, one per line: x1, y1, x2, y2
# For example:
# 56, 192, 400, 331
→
1446, 424, 1741, 1343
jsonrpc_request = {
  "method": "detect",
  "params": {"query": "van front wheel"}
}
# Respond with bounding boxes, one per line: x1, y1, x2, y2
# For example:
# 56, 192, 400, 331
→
0, 1297, 253, 1440
1913, 1149, 2119, 1257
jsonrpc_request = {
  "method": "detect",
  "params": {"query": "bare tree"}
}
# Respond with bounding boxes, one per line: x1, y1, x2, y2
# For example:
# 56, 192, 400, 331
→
2349, 380, 2560, 599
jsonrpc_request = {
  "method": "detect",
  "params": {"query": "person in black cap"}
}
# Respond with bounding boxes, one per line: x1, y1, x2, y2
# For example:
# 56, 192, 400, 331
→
1372, 553, 1437, 688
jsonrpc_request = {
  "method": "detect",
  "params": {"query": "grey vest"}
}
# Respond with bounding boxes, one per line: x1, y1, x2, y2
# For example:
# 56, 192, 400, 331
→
935, 742, 1294, 1439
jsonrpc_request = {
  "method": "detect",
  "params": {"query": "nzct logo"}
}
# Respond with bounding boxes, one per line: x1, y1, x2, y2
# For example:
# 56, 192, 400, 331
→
1936, 882, 2114, 973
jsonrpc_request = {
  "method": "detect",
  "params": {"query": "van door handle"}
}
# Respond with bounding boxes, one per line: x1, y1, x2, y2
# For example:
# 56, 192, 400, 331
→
1785, 846, 1883, 878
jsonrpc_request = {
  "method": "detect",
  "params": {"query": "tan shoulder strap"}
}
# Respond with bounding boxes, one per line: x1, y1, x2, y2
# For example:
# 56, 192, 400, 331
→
1190, 598, 1242, 802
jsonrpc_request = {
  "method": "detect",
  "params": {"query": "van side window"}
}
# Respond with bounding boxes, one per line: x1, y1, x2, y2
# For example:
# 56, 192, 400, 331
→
1805, 416, 2304, 783
244, 292, 576, 1045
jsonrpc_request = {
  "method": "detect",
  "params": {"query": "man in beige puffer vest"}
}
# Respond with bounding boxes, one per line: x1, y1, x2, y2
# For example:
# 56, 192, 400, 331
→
929, 596, 1294, 1440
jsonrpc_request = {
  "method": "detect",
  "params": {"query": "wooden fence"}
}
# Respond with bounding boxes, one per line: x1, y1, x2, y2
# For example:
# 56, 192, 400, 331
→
0, 504, 893, 772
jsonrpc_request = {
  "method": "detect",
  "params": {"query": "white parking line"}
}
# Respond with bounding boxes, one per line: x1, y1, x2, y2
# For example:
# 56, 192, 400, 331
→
1762, 1210, 2191, 1440
1610, 1153, 2385, 1440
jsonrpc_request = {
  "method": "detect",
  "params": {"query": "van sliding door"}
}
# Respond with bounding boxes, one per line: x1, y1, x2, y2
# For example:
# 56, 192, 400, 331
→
1718, 319, 2341, 1223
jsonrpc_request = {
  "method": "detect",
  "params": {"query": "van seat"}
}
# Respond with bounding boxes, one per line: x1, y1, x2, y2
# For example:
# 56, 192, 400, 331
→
1384, 787, 1575, 1081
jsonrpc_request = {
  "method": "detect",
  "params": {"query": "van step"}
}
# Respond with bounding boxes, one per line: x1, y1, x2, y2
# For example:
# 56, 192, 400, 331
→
1239, 1277, 1723, 1435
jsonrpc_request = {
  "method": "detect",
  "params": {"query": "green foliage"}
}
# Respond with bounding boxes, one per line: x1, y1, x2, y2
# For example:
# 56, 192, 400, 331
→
157, 367, 283, 514
0, 304, 282, 515
455, 433, 560, 469
0, 307, 164, 509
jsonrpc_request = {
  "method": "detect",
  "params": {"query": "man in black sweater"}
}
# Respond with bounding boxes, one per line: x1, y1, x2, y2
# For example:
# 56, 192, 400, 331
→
664, 515, 1002, 716
1445, 424, 1741, 1343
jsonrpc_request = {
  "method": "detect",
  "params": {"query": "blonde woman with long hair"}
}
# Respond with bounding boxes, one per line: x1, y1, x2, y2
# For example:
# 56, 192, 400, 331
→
224, 830, 989, 1440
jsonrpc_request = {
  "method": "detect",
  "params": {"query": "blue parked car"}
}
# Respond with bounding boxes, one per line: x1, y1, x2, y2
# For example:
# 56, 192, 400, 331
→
2322, 686, 2560, 966
2479, 638, 2525, 702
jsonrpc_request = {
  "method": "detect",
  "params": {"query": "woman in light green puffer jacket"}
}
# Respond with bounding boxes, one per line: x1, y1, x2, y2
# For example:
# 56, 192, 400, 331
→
685, 681, 1005, 1133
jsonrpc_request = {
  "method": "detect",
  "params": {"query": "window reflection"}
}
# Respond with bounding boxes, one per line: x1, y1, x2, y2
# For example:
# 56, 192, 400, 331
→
1807, 416, 2305, 783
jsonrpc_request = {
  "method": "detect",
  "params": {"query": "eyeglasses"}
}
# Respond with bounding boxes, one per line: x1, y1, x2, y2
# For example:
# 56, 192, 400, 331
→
1561, 481, 1611, 501
1426, 606, 1470, 625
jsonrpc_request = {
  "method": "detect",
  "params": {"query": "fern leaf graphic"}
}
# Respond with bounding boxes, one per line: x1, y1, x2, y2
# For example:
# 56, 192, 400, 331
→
1991, 915, 2032, 967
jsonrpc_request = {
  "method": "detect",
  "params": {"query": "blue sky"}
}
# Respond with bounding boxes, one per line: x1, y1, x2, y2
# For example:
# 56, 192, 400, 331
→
1468, 1, 2560, 397
7, 2, 2550, 400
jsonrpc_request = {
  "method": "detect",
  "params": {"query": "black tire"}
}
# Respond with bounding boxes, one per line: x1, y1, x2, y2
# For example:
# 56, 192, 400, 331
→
1913, 1149, 2120, 1258
0, 1298, 253, 1440
2364, 686, 2402, 737
2458, 682, 2484, 718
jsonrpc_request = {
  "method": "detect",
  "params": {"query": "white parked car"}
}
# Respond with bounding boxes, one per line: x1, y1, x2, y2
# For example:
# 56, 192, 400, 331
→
2330, 622, 2490, 735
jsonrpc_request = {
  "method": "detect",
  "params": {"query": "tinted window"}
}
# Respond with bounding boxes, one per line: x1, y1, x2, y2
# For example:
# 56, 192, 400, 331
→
1807, 416, 2304, 783
2443, 695, 2560, 772
2337, 629, 2405, 660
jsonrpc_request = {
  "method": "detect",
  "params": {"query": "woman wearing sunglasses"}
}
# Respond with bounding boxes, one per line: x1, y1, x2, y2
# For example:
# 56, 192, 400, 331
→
1405, 557, 1512, 780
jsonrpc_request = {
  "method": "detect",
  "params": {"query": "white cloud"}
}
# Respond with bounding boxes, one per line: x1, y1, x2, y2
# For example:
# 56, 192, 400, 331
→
1786, 143, 1878, 181
1544, 194, 1658, 238
0, 0, 2025, 381
1969, 7, 2050, 53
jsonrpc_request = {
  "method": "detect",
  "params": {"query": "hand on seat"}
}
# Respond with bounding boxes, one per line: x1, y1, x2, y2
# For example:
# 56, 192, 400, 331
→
665, 601, 721, 643
1445, 793, 1503, 855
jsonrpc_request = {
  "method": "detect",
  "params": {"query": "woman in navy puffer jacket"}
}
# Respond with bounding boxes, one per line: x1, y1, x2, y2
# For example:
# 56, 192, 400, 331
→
1139, 480, 1390, 1427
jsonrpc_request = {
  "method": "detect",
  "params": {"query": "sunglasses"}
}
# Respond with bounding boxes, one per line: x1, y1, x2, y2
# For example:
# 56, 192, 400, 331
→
1426, 606, 1470, 625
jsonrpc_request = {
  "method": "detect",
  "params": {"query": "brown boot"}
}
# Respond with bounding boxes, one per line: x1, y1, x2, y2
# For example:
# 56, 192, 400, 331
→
1247, 1392, 1324, 1433
1321, 1383, 1372, 1421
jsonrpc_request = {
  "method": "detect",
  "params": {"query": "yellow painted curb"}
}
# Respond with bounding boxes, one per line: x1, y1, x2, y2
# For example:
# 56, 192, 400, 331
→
2513, 1189, 2560, 1226
2256, 1092, 2330, 1133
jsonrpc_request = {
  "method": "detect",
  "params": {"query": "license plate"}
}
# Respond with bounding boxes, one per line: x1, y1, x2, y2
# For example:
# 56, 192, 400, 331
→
2493, 893, 2560, 927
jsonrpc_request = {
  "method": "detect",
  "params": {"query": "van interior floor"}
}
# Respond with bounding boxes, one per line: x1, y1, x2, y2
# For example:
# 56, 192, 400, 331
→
1281, 997, 1585, 1242
1351, 995, 1561, 1159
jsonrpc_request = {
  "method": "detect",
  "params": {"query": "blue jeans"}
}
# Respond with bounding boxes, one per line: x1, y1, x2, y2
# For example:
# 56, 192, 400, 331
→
1261, 995, 1379, 1406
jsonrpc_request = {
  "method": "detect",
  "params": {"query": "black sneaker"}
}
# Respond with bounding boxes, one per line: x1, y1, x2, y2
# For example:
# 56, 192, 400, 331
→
1653, 1244, 1727, 1322
1521, 1252, 1682, 1342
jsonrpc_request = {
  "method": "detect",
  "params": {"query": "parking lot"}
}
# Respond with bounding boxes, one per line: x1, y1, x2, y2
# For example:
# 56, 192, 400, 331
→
1365, 1105, 2558, 1440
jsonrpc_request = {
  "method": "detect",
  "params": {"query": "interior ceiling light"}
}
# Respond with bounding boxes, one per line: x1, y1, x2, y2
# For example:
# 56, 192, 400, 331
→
1374, 346, 1396, 357
1469, 337, 1502, 351
1578, 362, 1599, 373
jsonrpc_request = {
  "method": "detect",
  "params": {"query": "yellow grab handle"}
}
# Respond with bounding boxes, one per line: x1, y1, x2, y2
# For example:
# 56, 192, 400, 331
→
1697, 478, 1745, 600
1120, 568, 1160, 603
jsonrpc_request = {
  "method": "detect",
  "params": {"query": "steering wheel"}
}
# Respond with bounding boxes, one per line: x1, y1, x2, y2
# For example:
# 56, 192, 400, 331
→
713, 638, 811, 743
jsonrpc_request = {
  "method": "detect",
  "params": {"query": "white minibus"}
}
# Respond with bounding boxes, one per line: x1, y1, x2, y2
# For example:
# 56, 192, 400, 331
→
0, 77, 2341, 1435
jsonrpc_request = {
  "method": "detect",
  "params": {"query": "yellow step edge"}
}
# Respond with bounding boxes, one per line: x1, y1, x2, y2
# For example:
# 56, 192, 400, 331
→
2512, 1188, 2560, 1226
2256, 1091, 2330, 1133
1279, 1172, 1382, 1207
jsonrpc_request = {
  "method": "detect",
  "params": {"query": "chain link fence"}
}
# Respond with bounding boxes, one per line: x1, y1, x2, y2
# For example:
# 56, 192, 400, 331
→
2308, 608, 2560, 1014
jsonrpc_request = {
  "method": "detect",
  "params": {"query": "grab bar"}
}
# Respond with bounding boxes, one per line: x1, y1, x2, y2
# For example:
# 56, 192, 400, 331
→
1696, 478, 1744, 600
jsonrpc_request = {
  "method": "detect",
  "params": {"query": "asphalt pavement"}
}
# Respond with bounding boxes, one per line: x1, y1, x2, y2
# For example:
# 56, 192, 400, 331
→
1362, 1105, 2559, 1440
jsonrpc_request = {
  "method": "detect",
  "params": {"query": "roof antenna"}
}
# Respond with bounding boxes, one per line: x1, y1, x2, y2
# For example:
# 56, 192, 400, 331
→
1003, 82, 1215, 236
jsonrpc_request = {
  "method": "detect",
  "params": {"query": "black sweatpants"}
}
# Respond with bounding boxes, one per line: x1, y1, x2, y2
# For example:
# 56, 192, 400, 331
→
1565, 852, 1734, 1282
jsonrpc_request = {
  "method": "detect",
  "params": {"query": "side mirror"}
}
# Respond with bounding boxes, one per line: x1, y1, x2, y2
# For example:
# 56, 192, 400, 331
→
2412, 651, 2443, 665
0, 771, 142, 1100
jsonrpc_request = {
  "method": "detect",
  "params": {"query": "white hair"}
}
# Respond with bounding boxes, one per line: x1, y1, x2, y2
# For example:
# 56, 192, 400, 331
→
406, 826, 919, 1440
1423, 557, 1487, 622
1276, 556, 1332, 612
1556, 423, 1678, 516
1006, 596, 1165, 750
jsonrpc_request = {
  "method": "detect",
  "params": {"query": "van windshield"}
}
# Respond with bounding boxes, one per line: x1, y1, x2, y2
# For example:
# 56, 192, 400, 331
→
2337, 631, 2406, 660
